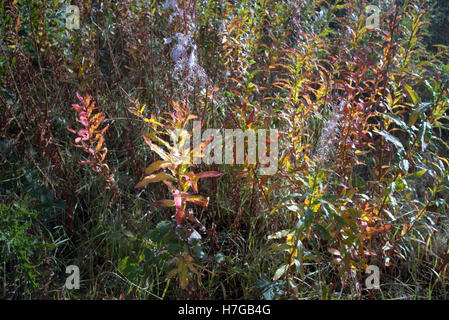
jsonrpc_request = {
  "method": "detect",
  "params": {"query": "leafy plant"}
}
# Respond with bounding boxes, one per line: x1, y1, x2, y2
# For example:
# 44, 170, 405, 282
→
130, 99, 223, 226
67, 93, 120, 204
0, 203, 47, 298
129, 98, 222, 291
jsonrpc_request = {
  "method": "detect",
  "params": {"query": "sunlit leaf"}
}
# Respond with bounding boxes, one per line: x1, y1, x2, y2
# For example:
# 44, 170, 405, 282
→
273, 264, 289, 281
145, 160, 170, 175
135, 172, 175, 188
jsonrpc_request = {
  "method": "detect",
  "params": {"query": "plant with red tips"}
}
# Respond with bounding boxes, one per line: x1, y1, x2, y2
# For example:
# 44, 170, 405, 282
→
68, 93, 119, 203
129, 99, 223, 226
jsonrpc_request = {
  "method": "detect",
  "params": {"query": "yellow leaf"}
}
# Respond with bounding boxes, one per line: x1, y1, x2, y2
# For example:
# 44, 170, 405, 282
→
95, 135, 104, 151
135, 172, 175, 188
145, 160, 170, 175
355, 150, 370, 155
401, 221, 409, 236
185, 195, 209, 207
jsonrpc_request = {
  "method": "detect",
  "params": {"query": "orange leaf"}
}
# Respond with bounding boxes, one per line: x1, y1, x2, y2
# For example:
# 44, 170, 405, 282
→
185, 195, 209, 207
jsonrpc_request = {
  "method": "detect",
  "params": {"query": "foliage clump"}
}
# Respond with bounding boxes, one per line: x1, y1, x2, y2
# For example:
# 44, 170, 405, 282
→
0, 0, 448, 299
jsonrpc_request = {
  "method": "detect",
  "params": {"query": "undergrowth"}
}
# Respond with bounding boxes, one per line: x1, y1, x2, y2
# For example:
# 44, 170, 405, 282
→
0, 0, 448, 299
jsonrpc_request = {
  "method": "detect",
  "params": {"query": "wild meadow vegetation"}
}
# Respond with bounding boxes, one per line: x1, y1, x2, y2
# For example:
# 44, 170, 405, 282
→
1, 0, 449, 300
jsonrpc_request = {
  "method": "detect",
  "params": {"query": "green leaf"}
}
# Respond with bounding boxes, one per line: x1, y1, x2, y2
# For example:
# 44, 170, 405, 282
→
156, 220, 172, 234
268, 243, 294, 252
273, 264, 289, 281
374, 130, 405, 155
149, 221, 172, 242
406, 169, 426, 180
123, 230, 136, 239
312, 224, 332, 242
192, 243, 205, 259
408, 103, 432, 127
404, 83, 420, 105
215, 252, 226, 264
384, 113, 412, 135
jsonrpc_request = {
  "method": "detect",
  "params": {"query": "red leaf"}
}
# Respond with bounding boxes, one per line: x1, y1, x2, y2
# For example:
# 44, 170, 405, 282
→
71, 104, 82, 112
79, 160, 95, 165
247, 109, 255, 126
67, 126, 77, 134
77, 116, 89, 127
197, 171, 223, 179
174, 190, 185, 225
76, 92, 84, 104
77, 129, 90, 140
